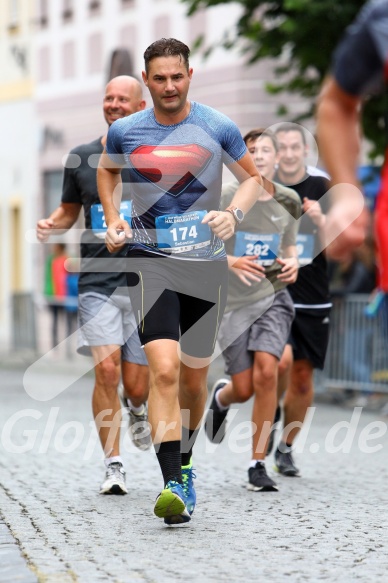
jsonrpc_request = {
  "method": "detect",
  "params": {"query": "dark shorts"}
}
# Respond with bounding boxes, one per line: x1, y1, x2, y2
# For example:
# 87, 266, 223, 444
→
219, 288, 295, 376
289, 307, 331, 369
125, 251, 228, 358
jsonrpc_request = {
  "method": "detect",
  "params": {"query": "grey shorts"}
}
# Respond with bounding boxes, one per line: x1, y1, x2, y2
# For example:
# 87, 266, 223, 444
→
77, 290, 147, 365
218, 288, 295, 376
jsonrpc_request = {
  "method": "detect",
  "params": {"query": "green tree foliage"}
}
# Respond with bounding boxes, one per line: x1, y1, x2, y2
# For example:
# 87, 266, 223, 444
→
182, 0, 385, 159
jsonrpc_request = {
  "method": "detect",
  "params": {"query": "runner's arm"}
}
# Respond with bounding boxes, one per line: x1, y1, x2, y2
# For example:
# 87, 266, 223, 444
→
227, 254, 265, 286
97, 148, 131, 252
316, 76, 369, 259
276, 244, 299, 284
203, 152, 268, 241
36, 203, 81, 242
317, 77, 360, 188
228, 151, 272, 210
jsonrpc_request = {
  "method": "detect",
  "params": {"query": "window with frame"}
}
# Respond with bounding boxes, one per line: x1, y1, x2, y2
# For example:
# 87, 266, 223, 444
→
39, 0, 49, 27
62, 41, 75, 78
121, 0, 135, 9
88, 33, 103, 74
38, 46, 51, 83
8, 0, 19, 30
62, 0, 73, 23
89, 0, 101, 16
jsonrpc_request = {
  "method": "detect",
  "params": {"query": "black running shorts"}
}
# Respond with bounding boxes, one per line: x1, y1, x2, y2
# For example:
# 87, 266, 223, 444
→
125, 251, 228, 358
288, 307, 331, 369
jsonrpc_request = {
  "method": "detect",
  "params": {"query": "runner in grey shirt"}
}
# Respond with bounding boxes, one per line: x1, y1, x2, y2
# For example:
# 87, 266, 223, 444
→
205, 128, 301, 491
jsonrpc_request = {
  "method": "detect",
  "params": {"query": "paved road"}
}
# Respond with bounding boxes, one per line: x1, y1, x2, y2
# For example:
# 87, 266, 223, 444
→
0, 520, 37, 583
0, 361, 387, 582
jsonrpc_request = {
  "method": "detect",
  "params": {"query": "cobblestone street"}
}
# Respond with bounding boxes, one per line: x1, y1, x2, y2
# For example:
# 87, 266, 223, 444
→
0, 360, 387, 582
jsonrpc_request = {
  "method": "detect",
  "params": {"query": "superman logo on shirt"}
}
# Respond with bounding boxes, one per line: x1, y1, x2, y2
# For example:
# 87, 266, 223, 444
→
129, 144, 213, 197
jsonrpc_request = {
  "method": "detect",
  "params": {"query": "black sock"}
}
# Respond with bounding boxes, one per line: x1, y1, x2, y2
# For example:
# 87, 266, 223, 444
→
274, 405, 281, 424
155, 440, 182, 486
181, 428, 199, 466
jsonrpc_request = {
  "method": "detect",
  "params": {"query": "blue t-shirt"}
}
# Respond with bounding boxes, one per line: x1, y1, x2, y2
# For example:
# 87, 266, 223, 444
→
332, 0, 388, 97
106, 101, 247, 260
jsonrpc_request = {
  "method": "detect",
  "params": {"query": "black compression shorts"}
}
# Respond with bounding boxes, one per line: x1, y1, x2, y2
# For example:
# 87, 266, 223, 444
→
125, 251, 228, 358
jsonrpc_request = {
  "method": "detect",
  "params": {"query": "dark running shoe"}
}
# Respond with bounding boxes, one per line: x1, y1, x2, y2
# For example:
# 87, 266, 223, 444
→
247, 462, 278, 492
274, 447, 300, 477
204, 379, 229, 443
266, 405, 281, 456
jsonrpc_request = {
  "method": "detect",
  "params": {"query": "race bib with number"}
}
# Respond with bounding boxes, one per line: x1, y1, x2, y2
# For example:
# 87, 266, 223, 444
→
155, 210, 211, 253
234, 232, 280, 266
296, 234, 314, 266
90, 201, 132, 238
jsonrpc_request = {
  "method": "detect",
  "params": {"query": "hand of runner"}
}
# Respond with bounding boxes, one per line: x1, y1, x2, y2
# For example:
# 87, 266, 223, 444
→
105, 218, 132, 252
324, 204, 369, 261
36, 218, 55, 242
202, 210, 235, 240
230, 255, 265, 286
276, 256, 299, 283
303, 197, 325, 228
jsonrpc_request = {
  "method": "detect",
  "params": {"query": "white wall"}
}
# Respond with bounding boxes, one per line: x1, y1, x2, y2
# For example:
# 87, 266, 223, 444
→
0, 99, 39, 350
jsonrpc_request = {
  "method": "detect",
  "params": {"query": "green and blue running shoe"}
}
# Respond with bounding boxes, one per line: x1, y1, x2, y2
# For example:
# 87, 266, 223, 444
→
154, 480, 191, 525
181, 461, 196, 516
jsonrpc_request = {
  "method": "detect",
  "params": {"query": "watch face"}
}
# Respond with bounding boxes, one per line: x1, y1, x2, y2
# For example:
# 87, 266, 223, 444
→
235, 209, 244, 222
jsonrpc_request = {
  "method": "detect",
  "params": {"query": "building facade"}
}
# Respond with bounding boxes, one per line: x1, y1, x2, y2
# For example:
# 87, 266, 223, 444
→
0, 0, 38, 351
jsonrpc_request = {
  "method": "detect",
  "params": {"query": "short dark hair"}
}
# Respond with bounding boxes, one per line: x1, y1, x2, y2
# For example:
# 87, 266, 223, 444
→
275, 122, 306, 145
243, 128, 263, 145
144, 38, 190, 73
243, 127, 278, 151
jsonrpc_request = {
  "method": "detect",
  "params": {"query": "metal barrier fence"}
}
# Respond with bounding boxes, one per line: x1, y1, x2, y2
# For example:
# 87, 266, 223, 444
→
8, 291, 388, 391
12, 292, 38, 353
322, 293, 388, 393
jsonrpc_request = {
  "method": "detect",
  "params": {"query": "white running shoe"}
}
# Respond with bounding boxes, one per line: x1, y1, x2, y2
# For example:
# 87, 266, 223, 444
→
127, 405, 152, 451
118, 383, 152, 451
99, 462, 128, 495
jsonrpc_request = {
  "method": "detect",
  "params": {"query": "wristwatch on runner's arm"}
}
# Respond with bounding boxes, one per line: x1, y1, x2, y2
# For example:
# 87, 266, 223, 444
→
225, 205, 244, 225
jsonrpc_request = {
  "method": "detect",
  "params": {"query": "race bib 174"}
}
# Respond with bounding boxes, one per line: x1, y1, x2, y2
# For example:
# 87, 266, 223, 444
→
155, 210, 211, 253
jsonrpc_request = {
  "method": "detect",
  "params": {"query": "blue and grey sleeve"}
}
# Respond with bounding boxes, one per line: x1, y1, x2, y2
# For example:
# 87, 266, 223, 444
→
105, 121, 127, 165
332, 1, 388, 97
